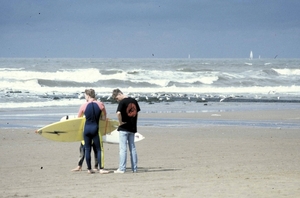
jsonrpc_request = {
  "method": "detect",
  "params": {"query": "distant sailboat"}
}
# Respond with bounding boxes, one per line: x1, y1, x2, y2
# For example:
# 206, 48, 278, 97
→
249, 51, 253, 60
245, 50, 253, 65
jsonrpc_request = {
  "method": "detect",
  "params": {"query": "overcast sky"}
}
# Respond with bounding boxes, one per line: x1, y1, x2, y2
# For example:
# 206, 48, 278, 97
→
1, 0, 300, 58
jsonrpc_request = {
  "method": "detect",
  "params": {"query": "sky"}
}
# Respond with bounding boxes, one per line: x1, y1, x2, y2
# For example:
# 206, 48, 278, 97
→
1, 0, 300, 59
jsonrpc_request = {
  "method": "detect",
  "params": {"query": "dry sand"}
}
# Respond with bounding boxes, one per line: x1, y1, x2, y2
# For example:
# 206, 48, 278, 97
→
1, 109, 300, 197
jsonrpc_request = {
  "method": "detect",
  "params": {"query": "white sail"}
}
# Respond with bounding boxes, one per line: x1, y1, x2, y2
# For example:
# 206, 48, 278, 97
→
250, 51, 253, 60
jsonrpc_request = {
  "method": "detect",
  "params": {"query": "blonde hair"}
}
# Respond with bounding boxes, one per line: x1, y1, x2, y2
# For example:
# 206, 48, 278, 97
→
85, 89, 96, 98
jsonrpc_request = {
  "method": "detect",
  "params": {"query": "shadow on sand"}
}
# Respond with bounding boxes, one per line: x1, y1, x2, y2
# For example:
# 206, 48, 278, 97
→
106, 167, 180, 173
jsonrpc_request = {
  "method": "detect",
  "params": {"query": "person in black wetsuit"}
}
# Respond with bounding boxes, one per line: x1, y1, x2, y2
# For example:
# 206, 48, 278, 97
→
78, 89, 109, 174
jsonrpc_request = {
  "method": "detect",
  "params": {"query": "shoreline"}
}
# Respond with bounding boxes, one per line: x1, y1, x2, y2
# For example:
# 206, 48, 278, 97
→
1, 96, 300, 110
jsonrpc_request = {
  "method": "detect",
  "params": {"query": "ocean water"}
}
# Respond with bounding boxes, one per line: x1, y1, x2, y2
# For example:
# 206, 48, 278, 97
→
1, 102, 300, 130
0, 58, 300, 109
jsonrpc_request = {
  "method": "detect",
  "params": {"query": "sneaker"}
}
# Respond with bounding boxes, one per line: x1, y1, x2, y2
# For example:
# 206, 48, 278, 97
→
114, 169, 125, 174
99, 169, 109, 174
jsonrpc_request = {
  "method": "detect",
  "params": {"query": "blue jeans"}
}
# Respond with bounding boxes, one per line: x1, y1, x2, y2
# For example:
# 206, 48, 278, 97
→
118, 130, 138, 172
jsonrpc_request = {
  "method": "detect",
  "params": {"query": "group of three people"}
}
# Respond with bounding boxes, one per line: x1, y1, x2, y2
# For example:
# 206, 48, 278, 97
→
72, 88, 140, 174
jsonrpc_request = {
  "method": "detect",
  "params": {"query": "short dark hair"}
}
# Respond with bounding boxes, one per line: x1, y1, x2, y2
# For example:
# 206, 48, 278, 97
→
112, 88, 122, 99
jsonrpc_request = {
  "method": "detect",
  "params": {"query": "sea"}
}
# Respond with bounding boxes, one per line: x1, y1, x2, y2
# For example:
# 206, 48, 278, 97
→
1, 58, 300, 129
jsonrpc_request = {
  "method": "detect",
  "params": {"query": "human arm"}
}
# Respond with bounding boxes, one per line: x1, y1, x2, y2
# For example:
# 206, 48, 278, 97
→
100, 108, 106, 121
116, 111, 126, 126
97, 102, 106, 121
78, 103, 86, 117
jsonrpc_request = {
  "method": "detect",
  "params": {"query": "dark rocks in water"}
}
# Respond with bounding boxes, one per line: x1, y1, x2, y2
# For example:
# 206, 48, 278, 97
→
34, 92, 300, 104
196, 98, 207, 103
7, 90, 22, 93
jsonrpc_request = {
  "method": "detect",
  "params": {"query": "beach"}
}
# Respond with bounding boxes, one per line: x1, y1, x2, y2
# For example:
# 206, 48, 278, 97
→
1, 107, 300, 197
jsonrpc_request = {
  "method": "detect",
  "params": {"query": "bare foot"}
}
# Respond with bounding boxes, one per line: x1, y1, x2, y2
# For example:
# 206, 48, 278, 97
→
93, 167, 99, 171
71, 166, 82, 172
87, 169, 95, 174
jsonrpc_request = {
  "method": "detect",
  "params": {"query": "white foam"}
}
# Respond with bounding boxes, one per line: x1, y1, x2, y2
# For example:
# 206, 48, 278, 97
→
0, 99, 83, 109
273, 68, 300, 76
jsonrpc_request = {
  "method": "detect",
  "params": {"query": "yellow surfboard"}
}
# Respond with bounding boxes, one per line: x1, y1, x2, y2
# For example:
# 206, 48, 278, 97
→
36, 117, 119, 143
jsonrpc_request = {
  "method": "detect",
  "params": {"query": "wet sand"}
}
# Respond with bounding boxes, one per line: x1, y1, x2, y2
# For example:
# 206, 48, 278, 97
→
1, 109, 300, 197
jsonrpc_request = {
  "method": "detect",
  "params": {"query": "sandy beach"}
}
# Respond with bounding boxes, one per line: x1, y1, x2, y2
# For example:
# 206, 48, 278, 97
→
1, 109, 300, 197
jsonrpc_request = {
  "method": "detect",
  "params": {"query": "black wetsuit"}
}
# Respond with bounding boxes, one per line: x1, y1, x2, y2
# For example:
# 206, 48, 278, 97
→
83, 102, 102, 170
